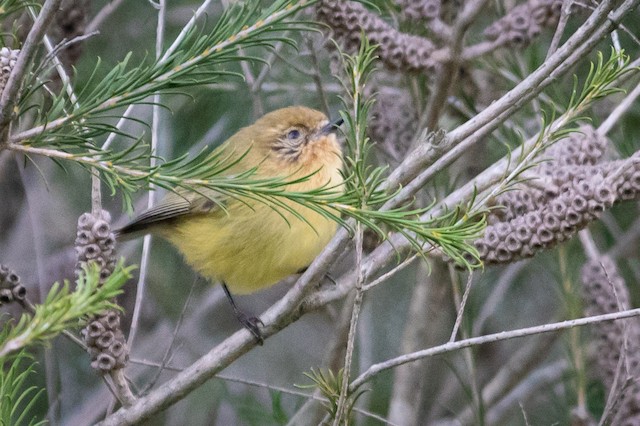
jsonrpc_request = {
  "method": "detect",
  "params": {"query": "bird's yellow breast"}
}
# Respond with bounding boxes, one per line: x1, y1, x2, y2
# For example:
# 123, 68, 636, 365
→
166, 159, 343, 294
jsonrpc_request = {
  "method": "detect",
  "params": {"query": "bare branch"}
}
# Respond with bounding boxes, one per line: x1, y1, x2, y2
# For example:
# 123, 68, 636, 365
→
349, 308, 640, 390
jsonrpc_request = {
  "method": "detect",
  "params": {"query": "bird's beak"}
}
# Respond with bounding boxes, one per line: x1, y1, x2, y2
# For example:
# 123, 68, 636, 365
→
320, 116, 344, 135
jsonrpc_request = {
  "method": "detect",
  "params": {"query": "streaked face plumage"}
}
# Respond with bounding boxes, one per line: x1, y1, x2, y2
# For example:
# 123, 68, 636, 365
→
249, 106, 342, 170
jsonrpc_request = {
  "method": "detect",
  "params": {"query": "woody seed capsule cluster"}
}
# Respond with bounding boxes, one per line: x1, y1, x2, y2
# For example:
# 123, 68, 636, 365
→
477, 162, 621, 265
369, 85, 419, 162
75, 211, 117, 282
316, 0, 437, 72
75, 211, 128, 372
0, 264, 26, 306
470, 129, 640, 266
81, 309, 128, 371
483, 0, 563, 47
0, 48, 19, 96
581, 257, 640, 424
492, 125, 608, 223
394, 0, 441, 21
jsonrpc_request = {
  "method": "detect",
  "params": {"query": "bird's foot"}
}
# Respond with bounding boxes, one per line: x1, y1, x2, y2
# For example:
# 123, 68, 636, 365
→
235, 311, 264, 345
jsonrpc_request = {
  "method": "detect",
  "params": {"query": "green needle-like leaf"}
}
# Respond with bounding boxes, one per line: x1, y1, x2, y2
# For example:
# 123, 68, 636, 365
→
0, 261, 133, 360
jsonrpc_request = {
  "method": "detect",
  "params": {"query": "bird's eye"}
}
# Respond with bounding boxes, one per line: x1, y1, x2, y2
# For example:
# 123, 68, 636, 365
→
286, 129, 301, 140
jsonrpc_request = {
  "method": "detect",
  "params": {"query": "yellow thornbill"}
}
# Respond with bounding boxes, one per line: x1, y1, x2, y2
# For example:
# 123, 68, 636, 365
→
116, 106, 344, 342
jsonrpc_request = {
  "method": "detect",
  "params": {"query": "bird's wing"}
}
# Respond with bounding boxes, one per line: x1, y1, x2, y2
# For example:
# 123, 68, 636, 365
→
116, 189, 225, 237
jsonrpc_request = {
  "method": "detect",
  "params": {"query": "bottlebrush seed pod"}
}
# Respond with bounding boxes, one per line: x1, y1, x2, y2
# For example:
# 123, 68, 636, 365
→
316, 0, 436, 72
11, 284, 26, 301
505, 234, 522, 253
0, 264, 24, 305
87, 321, 105, 338
495, 222, 512, 238
96, 331, 115, 349
537, 227, 554, 244
484, 0, 562, 46
110, 340, 126, 358
0, 289, 13, 304
92, 353, 116, 371
514, 222, 532, 243
75, 212, 129, 373
580, 256, 640, 424
77, 212, 96, 230
100, 310, 120, 329
0, 48, 19, 96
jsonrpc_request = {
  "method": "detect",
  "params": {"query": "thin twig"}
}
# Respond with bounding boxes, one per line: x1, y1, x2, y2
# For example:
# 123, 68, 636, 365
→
306, 37, 331, 116
91, 171, 102, 217
449, 271, 474, 342
453, 332, 561, 424
421, 0, 491, 132
238, 48, 264, 118
126, 235, 151, 347
333, 223, 364, 426
598, 78, 640, 136
101, 105, 137, 151
472, 262, 527, 336
86, 0, 127, 34
0, 0, 64, 135
447, 264, 483, 420
559, 247, 588, 412
128, 0, 166, 350
39, 32, 100, 75
596, 257, 634, 426
17, 158, 61, 425
128, 358, 398, 425
287, 292, 357, 425
599, 356, 631, 425
159, 0, 215, 63
349, 308, 640, 391
361, 254, 418, 292
251, 40, 285, 91
485, 361, 568, 424
546, 0, 574, 60
388, 261, 438, 425
578, 230, 600, 260
142, 279, 196, 393
334, 59, 368, 423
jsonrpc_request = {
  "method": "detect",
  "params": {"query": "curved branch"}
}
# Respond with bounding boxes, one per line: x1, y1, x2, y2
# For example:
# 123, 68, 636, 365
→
0, 0, 64, 138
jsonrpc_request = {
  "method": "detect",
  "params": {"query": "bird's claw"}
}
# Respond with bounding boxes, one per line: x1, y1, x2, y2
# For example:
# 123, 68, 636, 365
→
237, 312, 264, 345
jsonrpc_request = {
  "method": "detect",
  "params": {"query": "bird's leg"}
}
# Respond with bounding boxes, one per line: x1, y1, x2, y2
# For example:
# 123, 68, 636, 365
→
222, 283, 264, 345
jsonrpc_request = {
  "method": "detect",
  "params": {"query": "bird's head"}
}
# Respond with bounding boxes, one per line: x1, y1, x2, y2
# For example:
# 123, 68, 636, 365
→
235, 106, 343, 176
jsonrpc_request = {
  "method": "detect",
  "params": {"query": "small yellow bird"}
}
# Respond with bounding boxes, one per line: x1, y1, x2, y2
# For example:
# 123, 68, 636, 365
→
116, 106, 343, 341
